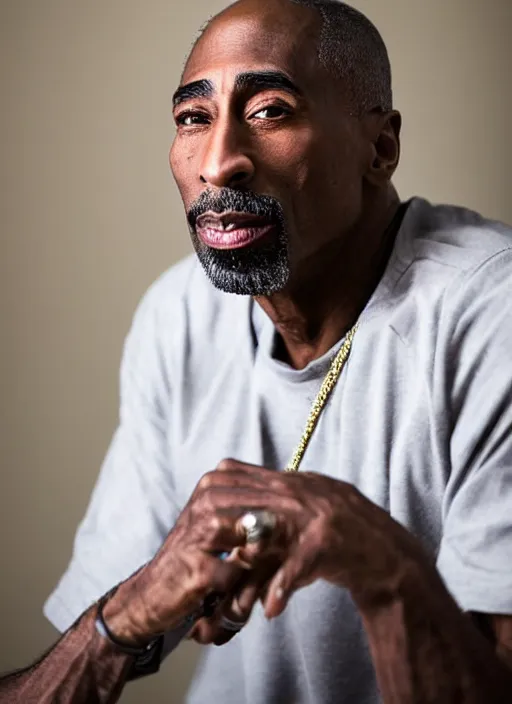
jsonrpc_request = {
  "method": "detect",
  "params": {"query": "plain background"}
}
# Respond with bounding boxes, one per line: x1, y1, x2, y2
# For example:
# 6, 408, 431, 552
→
1, 0, 511, 701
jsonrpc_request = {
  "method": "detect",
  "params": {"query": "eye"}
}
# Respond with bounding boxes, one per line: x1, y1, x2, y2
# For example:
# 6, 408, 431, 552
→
251, 105, 291, 120
175, 111, 210, 127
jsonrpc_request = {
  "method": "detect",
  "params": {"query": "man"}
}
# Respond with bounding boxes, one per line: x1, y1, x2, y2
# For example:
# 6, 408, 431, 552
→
2, 0, 512, 701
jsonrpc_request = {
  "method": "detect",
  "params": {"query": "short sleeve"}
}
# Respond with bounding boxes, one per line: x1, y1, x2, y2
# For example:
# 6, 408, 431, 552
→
436, 248, 512, 613
44, 283, 180, 632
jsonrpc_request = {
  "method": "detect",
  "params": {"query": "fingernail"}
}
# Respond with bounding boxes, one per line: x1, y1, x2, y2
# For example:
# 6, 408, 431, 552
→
275, 586, 284, 601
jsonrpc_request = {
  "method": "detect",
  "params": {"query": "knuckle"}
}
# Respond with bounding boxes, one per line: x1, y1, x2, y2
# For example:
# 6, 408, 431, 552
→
197, 471, 216, 492
191, 558, 213, 596
192, 621, 213, 645
209, 514, 225, 536
217, 458, 236, 471
336, 479, 357, 504
191, 575, 209, 600
315, 515, 332, 546
231, 595, 255, 621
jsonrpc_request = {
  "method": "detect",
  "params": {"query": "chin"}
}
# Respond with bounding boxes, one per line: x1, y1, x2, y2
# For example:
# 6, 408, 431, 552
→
191, 229, 291, 296
198, 255, 290, 296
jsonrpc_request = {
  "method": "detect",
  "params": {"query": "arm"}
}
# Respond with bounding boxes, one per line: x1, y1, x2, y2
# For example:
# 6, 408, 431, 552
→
356, 248, 512, 702
257, 250, 512, 702
0, 606, 132, 704
0, 290, 168, 703
0, 478, 251, 703
206, 459, 512, 704
359, 562, 512, 703
5, 276, 244, 702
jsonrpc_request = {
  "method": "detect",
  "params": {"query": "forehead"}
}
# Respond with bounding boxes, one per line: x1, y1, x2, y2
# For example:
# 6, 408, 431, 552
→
182, 1, 323, 92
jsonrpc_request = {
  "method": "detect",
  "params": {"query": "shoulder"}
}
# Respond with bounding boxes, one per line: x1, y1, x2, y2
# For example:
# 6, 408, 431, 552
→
408, 201, 512, 399
397, 197, 512, 278
124, 253, 252, 368
376, 198, 512, 356
388, 197, 512, 322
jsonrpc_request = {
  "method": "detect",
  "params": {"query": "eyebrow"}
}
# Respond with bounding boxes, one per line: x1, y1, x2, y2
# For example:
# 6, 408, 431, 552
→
234, 71, 303, 98
172, 70, 303, 109
172, 79, 214, 108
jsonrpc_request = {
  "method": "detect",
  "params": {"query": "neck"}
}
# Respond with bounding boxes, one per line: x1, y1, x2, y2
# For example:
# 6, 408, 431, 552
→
255, 192, 403, 370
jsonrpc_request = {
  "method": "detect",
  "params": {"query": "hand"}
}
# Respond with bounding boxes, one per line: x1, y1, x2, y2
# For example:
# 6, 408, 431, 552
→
187, 563, 277, 646
204, 459, 430, 621
102, 474, 260, 646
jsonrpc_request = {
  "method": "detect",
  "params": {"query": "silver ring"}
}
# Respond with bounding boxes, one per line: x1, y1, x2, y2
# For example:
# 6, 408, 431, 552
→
219, 615, 247, 632
240, 510, 276, 543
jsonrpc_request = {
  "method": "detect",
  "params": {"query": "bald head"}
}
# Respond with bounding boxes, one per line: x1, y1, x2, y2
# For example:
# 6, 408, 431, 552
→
190, 0, 392, 115
170, 0, 401, 297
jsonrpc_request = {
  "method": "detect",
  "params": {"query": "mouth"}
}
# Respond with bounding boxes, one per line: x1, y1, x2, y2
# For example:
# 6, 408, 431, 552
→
195, 211, 278, 250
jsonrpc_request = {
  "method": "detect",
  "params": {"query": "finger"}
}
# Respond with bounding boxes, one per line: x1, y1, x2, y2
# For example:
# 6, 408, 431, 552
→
191, 594, 248, 647
263, 540, 318, 619
200, 501, 298, 559
203, 515, 283, 563
206, 465, 289, 492
177, 501, 265, 555
212, 567, 273, 644
202, 516, 249, 554
216, 458, 264, 472
188, 616, 238, 646
223, 556, 282, 621
193, 560, 282, 645
225, 582, 260, 621
197, 470, 280, 496
207, 464, 292, 494
213, 628, 240, 646
211, 592, 256, 646
195, 486, 302, 519
188, 553, 246, 602
220, 545, 255, 569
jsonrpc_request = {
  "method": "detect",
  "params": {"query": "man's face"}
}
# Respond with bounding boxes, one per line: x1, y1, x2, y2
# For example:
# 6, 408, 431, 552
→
170, 0, 370, 296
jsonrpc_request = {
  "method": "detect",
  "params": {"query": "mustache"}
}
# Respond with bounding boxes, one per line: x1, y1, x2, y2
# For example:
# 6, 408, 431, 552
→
187, 188, 285, 231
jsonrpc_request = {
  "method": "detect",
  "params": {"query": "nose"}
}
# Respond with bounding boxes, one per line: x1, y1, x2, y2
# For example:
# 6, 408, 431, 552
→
199, 118, 255, 189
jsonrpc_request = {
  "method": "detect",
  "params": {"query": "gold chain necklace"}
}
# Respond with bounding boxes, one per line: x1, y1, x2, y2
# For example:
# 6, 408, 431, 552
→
285, 322, 359, 472
282, 204, 407, 472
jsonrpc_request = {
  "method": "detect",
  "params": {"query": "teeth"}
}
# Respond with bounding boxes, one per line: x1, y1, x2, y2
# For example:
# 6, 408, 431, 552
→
225, 223, 236, 231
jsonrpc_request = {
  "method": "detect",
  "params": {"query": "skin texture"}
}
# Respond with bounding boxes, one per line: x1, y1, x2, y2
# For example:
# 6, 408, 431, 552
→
1, 1, 512, 702
170, 0, 402, 369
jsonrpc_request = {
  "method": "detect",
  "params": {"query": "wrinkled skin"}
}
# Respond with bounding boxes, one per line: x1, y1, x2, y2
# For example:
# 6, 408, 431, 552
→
109, 458, 428, 648
155, 0, 405, 647
2, 3, 512, 703
169, 0, 402, 369
185, 460, 428, 646
104, 0, 512, 691
106, 0, 406, 647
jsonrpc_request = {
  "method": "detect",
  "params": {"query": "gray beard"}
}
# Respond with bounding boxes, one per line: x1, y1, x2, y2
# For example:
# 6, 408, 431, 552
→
190, 227, 290, 296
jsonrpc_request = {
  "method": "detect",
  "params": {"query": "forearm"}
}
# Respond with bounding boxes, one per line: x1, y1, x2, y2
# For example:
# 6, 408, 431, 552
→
360, 562, 512, 703
0, 605, 133, 704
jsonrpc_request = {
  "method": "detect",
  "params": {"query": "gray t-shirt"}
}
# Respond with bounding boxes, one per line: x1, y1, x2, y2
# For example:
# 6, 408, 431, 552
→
44, 197, 512, 703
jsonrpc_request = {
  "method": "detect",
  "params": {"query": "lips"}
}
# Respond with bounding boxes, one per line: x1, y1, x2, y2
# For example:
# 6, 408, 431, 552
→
195, 211, 277, 250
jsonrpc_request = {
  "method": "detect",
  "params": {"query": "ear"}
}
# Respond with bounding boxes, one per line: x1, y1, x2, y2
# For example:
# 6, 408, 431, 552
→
364, 110, 401, 186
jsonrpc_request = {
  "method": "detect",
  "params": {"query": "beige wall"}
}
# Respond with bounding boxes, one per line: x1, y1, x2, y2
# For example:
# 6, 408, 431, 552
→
1, 0, 511, 701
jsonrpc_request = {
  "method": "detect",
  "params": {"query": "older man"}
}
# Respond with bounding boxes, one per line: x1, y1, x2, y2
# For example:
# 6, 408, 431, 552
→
2, 0, 512, 702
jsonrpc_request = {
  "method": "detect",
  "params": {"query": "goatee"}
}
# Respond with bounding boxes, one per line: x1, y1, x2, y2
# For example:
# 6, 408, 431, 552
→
187, 189, 290, 296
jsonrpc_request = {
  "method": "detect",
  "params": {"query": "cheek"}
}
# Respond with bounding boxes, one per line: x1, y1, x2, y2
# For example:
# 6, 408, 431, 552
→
305, 135, 363, 214
259, 126, 313, 191
262, 126, 358, 206
283, 138, 363, 257
169, 140, 198, 202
